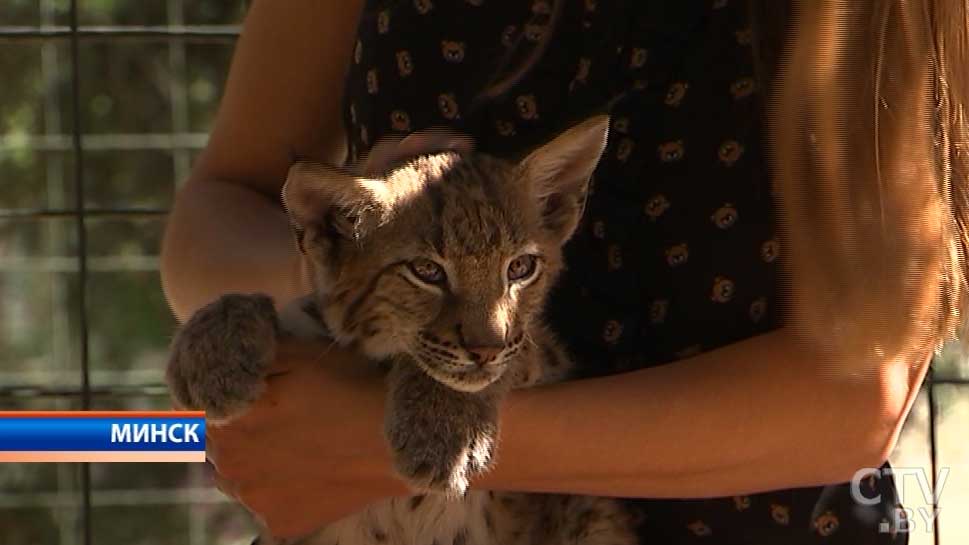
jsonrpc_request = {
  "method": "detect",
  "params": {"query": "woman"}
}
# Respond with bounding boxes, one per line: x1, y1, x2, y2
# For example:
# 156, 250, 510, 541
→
160, 0, 967, 543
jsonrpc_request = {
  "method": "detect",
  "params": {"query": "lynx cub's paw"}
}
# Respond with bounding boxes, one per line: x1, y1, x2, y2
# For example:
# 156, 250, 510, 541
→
386, 410, 497, 498
166, 293, 279, 424
385, 365, 498, 497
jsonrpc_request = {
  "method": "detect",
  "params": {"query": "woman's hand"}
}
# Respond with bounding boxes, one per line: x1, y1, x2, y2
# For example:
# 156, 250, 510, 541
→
353, 127, 474, 175
204, 338, 409, 539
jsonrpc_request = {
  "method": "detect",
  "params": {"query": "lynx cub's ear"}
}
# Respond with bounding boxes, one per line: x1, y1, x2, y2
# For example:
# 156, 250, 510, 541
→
520, 115, 610, 242
281, 161, 390, 245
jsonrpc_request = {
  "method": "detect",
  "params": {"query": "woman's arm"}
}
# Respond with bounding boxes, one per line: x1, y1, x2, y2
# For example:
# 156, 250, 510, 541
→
208, 325, 930, 539
485, 327, 931, 498
160, 0, 364, 321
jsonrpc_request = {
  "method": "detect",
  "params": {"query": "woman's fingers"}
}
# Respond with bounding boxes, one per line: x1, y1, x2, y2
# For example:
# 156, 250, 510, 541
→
358, 128, 474, 175
395, 128, 474, 161
356, 135, 405, 174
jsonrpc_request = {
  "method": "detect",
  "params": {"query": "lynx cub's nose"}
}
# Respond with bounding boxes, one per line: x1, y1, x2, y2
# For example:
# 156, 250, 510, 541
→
466, 345, 503, 363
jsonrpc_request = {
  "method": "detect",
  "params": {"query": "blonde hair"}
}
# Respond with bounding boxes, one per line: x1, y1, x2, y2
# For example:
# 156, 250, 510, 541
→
766, 0, 968, 365
933, 0, 969, 343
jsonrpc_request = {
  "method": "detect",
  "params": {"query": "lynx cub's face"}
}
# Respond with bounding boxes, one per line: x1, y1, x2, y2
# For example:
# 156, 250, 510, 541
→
283, 116, 609, 392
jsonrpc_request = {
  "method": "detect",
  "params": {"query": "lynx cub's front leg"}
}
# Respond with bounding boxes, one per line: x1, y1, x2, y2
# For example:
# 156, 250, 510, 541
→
166, 294, 279, 423
385, 361, 500, 497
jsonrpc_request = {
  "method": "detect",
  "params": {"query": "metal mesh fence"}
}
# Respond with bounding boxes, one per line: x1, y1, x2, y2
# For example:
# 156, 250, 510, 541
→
1, 2, 253, 544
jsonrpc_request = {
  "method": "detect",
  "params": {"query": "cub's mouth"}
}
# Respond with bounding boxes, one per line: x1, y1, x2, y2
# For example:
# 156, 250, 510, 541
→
410, 330, 527, 392
410, 355, 509, 393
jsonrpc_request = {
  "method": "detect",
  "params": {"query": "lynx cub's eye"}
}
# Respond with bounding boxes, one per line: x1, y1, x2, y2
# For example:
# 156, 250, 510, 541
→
409, 258, 446, 284
507, 255, 537, 282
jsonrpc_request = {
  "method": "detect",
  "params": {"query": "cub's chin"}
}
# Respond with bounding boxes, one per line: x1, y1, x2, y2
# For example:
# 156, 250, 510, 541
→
412, 359, 506, 394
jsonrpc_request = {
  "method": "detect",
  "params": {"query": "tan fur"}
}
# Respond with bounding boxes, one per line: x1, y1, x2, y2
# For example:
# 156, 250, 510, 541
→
167, 117, 639, 545
284, 118, 602, 393
282, 116, 638, 545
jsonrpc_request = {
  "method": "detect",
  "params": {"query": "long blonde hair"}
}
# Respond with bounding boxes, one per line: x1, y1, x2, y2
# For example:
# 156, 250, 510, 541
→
766, 0, 968, 367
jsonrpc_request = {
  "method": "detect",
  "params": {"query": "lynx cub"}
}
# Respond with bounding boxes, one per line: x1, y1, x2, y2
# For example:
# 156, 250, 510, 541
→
166, 116, 639, 545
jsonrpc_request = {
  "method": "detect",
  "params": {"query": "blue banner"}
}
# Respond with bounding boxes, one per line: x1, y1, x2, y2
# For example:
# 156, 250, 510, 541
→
0, 417, 206, 451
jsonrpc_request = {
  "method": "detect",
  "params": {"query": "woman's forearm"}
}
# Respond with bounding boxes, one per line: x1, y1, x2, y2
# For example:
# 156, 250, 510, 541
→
160, 177, 312, 322
477, 326, 926, 498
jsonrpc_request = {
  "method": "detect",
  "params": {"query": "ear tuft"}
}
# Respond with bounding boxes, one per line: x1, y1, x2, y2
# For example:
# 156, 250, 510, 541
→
520, 115, 610, 241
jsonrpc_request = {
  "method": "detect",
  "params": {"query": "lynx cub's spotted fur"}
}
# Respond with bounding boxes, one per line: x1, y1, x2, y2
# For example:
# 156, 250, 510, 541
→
166, 116, 639, 545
